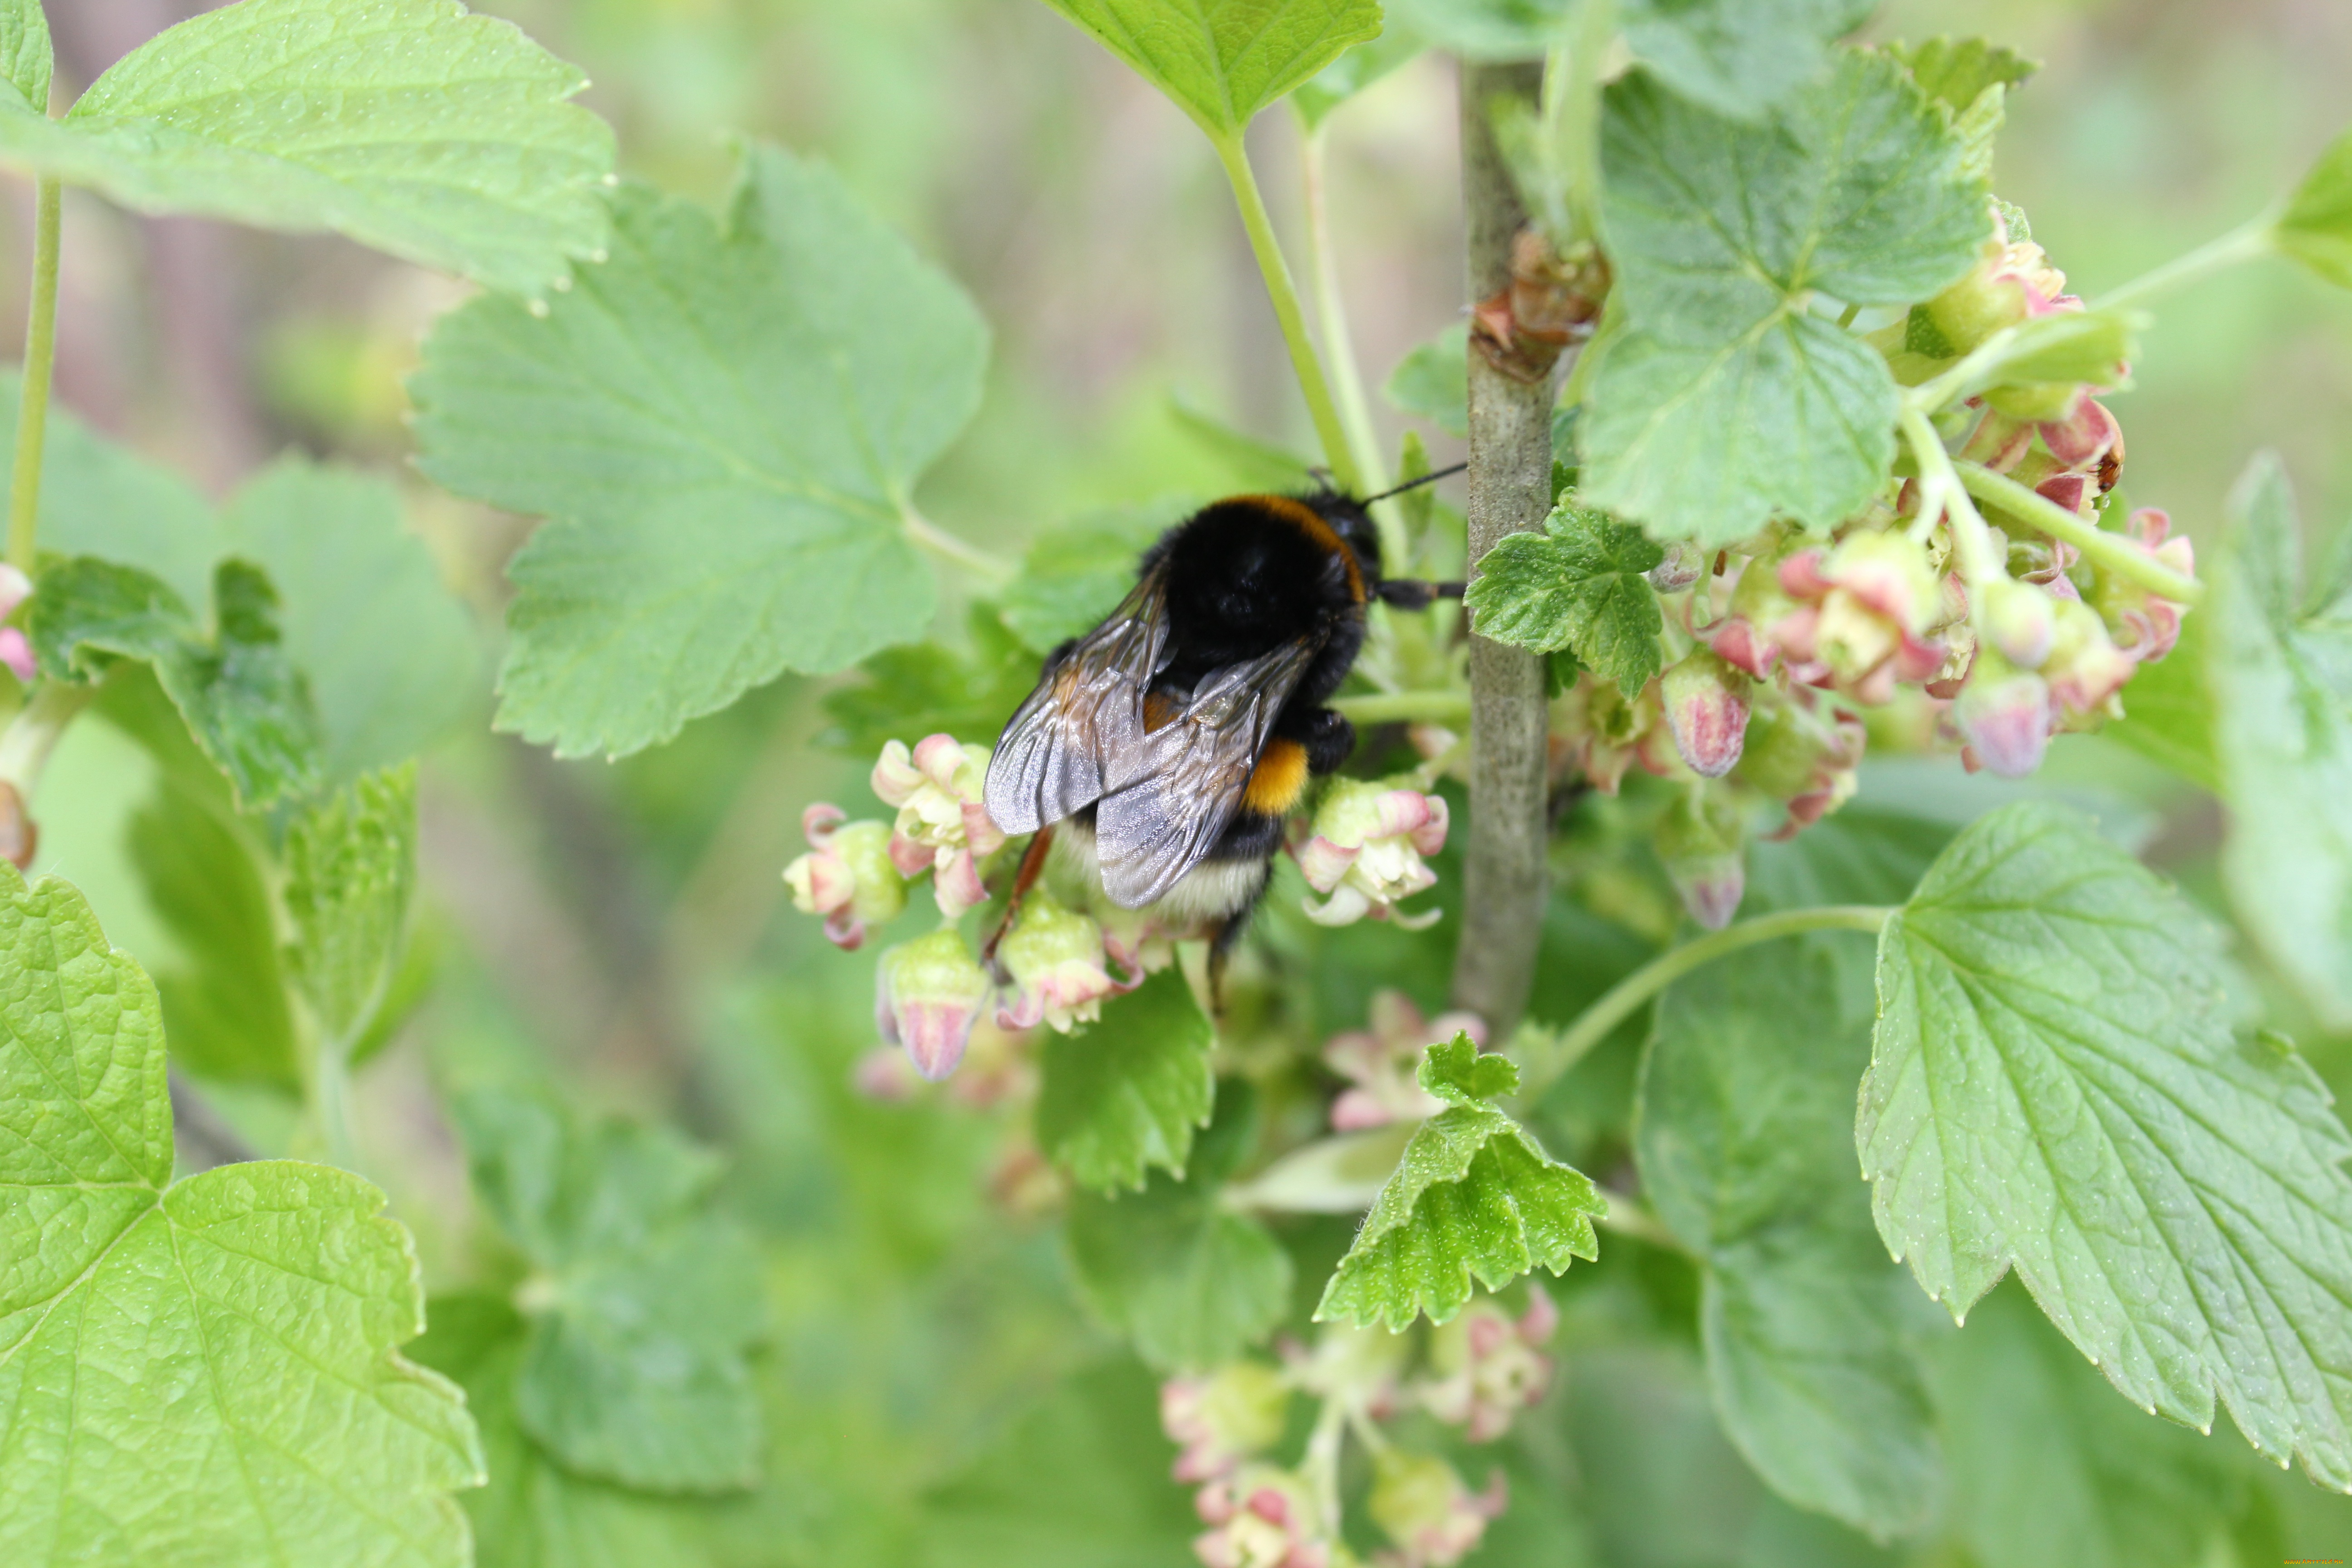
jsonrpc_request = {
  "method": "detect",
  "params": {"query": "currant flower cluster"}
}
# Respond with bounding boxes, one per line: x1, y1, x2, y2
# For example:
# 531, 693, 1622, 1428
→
1163, 1292, 1557, 1568
784, 733, 1452, 1081
1553, 207, 2195, 930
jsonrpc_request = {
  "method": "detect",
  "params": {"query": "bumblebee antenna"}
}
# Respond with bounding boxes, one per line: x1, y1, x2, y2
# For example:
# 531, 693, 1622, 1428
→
1360, 461, 1468, 506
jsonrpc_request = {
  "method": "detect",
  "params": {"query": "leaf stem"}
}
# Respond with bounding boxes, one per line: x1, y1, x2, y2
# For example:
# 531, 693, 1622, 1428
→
1955, 461, 2205, 606
1900, 405, 2005, 595
1303, 1395, 1346, 1537
311, 1044, 362, 1174
2090, 214, 2277, 314
8, 177, 60, 573
1212, 131, 1364, 497
1299, 121, 1402, 568
1592, 1184, 1687, 1253
900, 505, 1016, 587
1331, 689, 1472, 725
1513, 904, 1892, 1104
0, 677, 92, 795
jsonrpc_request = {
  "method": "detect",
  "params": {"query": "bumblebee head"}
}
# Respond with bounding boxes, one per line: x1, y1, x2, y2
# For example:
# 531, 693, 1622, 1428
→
1300, 490, 1386, 591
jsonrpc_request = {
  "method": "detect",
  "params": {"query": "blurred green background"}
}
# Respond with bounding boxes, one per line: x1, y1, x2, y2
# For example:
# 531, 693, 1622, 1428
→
6, 1, 2350, 1563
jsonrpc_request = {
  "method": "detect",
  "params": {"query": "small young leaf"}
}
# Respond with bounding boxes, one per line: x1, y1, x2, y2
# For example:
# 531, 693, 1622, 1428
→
1580, 52, 1984, 546
998, 504, 1175, 654
0, 0, 613, 295
1642, 812, 1951, 1539
224, 457, 479, 783
29, 556, 324, 809
1064, 1084, 1291, 1370
1316, 1034, 1603, 1329
1167, 390, 1318, 489
1384, 321, 1470, 438
2278, 127, 2352, 290
1465, 500, 1664, 694
1861, 800, 2352, 1490
1619, 0, 1875, 121
1885, 36, 2040, 113
453, 1085, 767, 1494
0, 371, 218, 603
122, 696, 298, 1090
410, 1296, 719, 1568
2213, 454, 2352, 1028
0, 866, 481, 1566
414, 145, 988, 758
0, 0, 49, 114
1035, 967, 1216, 1192
284, 766, 419, 1054
1293, 22, 1424, 128
1034, 0, 1384, 142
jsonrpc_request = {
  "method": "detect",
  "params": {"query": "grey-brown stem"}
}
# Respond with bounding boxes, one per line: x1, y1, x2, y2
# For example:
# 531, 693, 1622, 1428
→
1450, 59, 1556, 1040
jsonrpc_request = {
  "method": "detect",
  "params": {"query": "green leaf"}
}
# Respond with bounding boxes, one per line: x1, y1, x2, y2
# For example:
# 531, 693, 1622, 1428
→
0, 865, 481, 1565
1065, 1082, 1291, 1370
0, 0, 612, 296
1382, 0, 1565, 60
223, 457, 479, 783
998, 504, 1173, 655
411, 1295, 718, 1568
2215, 453, 2352, 1027
123, 699, 298, 1090
1933, 1285, 2248, 1568
1861, 800, 2352, 1490
413, 144, 987, 758
1619, 0, 1875, 121
1886, 36, 2040, 111
1293, 22, 1424, 128
916, 1362, 1201, 1568
285, 765, 418, 1053
0, 0, 48, 114
1581, 52, 1984, 546
2278, 127, 2352, 290
1167, 390, 1317, 489
1036, 967, 1216, 1192
818, 604, 1042, 757
1464, 500, 1664, 693
1033, 0, 1384, 142
453, 1085, 767, 1494
1316, 1035, 1602, 1329
1383, 321, 1469, 438
29, 555, 324, 808
0, 369, 219, 603
1642, 811, 1950, 1539
2105, 607, 2219, 792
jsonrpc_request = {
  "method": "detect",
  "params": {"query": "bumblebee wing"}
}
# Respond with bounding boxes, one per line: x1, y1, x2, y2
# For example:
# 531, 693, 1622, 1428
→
984, 565, 1171, 835
1093, 636, 1322, 908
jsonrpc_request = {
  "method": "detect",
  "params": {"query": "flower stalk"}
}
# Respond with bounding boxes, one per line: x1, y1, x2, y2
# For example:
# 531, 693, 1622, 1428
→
8, 177, 60, 574
1956, 460, 2206, 605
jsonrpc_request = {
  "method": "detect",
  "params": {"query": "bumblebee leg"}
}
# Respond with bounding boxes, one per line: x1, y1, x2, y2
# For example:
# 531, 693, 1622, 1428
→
981, 823, 1055, 969
1200, 858, 1274, 1016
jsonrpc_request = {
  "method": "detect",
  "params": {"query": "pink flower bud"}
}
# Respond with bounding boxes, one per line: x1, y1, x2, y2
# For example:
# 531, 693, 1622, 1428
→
2043, 598, 2136, 720
1161, 1363, 1291, 1484
1980, 578, 2056, 669
2038, 397, 2120, 470
1960, 405, 2034, 473
1323, 991, 1485, 1131
1647, 541, 1706, 594
1368, 1451, 1507, 1568
1661, 648, 1749, 779
0, 627, 34, 686
2091, 508, 2195, 662
1955, 649, 2052, 778
1653, 793, 1744, 930
1297, 781, 1448, 929
995, 890, 1116, 1033
2035, 471, 2090, 518
1191, 1467, 1330, 1568
1925, 231, 2073, 357
1417, 1296, 1555, 1443
784, 805, 906, 949
875, 927, 994, 1079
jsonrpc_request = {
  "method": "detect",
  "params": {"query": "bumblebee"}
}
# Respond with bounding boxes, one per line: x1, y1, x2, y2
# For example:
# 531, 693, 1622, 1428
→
984, 475, 1460, 960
